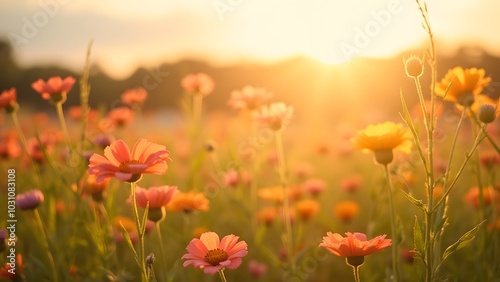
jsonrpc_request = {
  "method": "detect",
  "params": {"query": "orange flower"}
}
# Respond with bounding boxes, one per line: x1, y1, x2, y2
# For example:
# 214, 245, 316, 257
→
256, 206, 278, 226
295, 199, 320, 221
88, 138, 171, 183
167, 191, 209, 213
121, 87, 148, 107
0, 253, 25, 280
181, 73, 214, 96
480, 151, 500, 169
334, 201, 359, 223
0, 87, 18, 112
258, 186, 302, 204
31, 76, 76, 103
435, 66, 491, 106
319, 232, 391, 267
464, 186, 498, 208
81, 173, 110, 201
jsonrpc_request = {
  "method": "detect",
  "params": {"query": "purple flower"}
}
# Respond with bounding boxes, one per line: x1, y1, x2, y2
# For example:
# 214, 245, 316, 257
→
16, 189, 44, 210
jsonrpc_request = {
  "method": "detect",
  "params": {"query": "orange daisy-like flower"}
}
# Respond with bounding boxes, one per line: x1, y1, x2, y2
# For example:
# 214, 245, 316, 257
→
334, 201, 360, 223
181, 73, 215, 96
31, 76, 76, 103
435, 66, 491, 106
121, 87, 148, 107
88, 138, 171, 183
351, 122, 412, 165
167, 191, 209, 213
182, 231, 248, 274
320, 232, 391, 267
295, 199, 320, 221
0, 87, 18, 112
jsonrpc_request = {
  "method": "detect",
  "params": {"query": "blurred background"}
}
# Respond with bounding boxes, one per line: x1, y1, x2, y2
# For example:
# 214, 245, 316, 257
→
0, 0, 499, 125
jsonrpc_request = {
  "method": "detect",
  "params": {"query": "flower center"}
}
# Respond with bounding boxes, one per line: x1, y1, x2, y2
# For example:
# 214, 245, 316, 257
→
205, 248, 229, 266
118, 160, 142, 173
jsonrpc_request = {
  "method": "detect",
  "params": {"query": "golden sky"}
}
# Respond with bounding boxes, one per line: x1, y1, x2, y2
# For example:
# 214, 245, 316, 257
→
1, 0, 499, 79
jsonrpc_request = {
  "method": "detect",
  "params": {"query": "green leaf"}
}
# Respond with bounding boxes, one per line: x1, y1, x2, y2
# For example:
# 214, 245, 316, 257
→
413, 216, 425, 258
442, 220, 486, 262
401, 189, 426, 212
119, 222, 140, 268
399, 89, 414, 128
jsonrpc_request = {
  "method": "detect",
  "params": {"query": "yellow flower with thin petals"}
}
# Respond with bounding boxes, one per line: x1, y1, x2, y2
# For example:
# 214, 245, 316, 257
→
435, 66, 491, 106
351, 122, 411, 165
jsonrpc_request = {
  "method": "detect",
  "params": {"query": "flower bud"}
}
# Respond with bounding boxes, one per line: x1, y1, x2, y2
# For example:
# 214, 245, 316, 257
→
478, 104, 496, 124
404, 55, 424, 78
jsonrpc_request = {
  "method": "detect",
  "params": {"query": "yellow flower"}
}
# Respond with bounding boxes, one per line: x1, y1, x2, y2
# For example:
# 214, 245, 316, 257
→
435, 66, 491, 106
351, 122, 411, 164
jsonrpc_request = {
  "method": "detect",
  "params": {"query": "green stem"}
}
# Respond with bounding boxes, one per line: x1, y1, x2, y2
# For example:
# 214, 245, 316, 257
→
10, 111, 43, 187
275, 130, 294, 270
155, 222, 168, 278
33, 209, 59, 282
351, 265, 361, 282
193, 93, 203, 128
131, 182, 148, 282
55, 101, 72, 149
218, 269, 228, 282
383, 164, 400, 282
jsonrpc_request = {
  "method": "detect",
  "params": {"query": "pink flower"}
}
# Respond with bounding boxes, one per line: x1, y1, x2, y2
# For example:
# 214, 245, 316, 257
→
88, 138, 171, 183
181, 73, 214, 96
227, 86, 273, 111
223, 169, 240, 188
320, 232, 391, 258
31, 76, 76, 100
248, 260, 267, 278
0, 88, 17, 110
107, 107, 135, 127
182, 231, 248, 274
134, 185, 178, 209
301, 178, 326, 196
121, 88, 148, 106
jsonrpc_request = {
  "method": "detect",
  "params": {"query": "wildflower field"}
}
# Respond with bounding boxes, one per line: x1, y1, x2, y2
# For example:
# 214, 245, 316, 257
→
1, 1, 500, 282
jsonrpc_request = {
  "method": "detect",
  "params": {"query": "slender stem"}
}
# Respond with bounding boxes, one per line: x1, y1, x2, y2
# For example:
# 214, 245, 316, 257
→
155, 222, 168, 277
10, 111, 43, 187
485, 134, 500, 154
250, 118, 259, 234
218, 269, 228, 282
193, 93, 203, 127
33, 209, 59, 282
383, 164, 399, 282
55, 101, 72, 149
131, 182, 148, 282
275, 130, 294, 269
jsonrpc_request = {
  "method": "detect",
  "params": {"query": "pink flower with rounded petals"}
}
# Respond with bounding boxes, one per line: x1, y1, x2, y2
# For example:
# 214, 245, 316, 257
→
320, 232, 391, 258
135, 185, 178, 209
181, 73, 214, 96
182, 231, 248, 274
88, 138, 171, 183
0, 88, 17, 110
227, 86, 273, 111
31, 76, 76, 100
